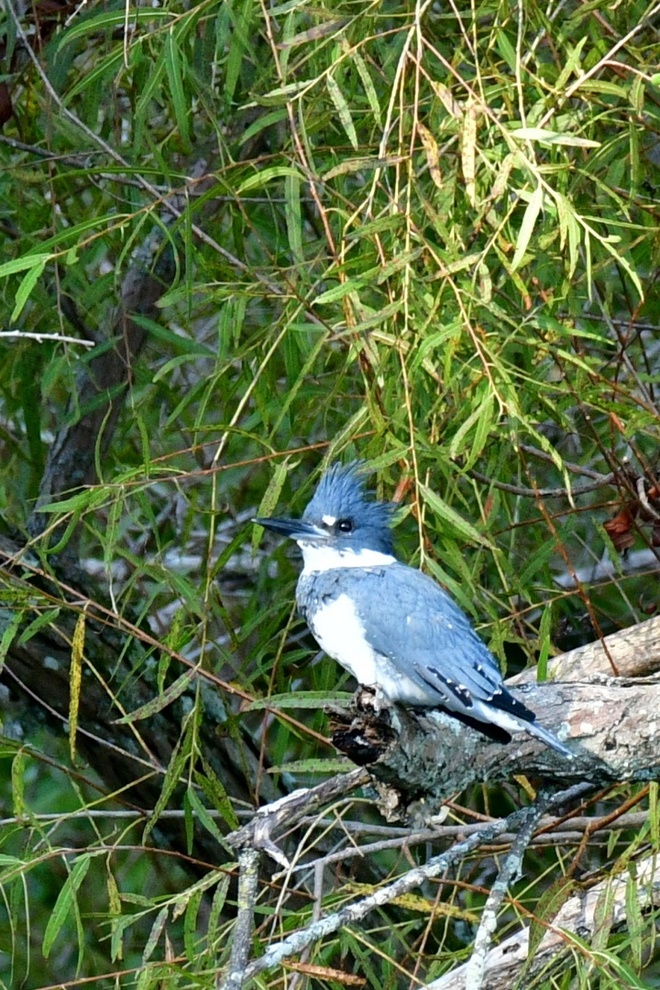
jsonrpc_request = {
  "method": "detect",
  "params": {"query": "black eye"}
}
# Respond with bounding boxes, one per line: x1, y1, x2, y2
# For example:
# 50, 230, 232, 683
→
337, 519, 353, 533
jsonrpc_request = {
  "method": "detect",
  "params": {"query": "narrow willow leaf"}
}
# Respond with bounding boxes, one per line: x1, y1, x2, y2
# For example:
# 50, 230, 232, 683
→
650, 782, 660, 850
460, 99, 477, 207
237, 165, 303, 194
419, 484, 496, 549
43, 855, 91, 958
285, 170, 303, 266
114, 667, 197, 723
107, 869, 123, 962
183, 886, 204, 961
56, 8, 170, 47
448, 390, 495, 467
0, 610, 24, 675
253, 460, 291, 551
592, 878, 616, 949
254, 79, 314, 105
352, 48, 382, 126
0, 252, 50, 278
142, 906, 168, 963
417, 122, 442, 190
164, 30, 192, 153
510, 127, 600, 148
280, 18, 347, 49
142, 721, 192, 842
69, 611, 85, 764
527, 876, 576, 960
536, 604, 553, 681
199, 758, 240, 830
224, 0, 253, 104
186, 786, 228, 847
323, 154, 405, 180
554, 36, 588, 89
248, 690, 353, 710
11, 749, 27, 818
11, 258, 48, 321
267, 758, 353, 774
17, 608, 61, 647
511, 184, 544, 271
326, 74, 358, 149
626, 865, 644, 969
313, 278, 365, 305
207, 876, 231, 948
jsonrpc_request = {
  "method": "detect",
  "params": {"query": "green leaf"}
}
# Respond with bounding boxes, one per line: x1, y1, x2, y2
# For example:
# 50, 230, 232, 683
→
510, 127, 599, 148
237, 166, 304, 194
142, 715, 195, 842
511, 184, 544, 271
268, 758, 353, 774
142, 906, 169, 963
418, 484, 495, 549
248, 690, 354, 711
198, 758, 240, 831
285, 170, 304, 266
353, 49, 382, 127
114, 667, 198, 723
17, 608, 61, 647
0, 252, 50, 279
43, 855, 91, 958
527, 875, 576, 961
165, 29, 192, 153
9, 257, 48, 321
326, 74, 358, 149
0, 609, 24, 675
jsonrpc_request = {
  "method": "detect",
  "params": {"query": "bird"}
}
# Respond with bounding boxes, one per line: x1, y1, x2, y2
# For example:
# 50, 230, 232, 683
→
255, 461, 572, 758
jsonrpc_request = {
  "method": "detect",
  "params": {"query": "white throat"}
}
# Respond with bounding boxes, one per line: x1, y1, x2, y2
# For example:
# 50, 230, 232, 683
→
299, 542, 395, 575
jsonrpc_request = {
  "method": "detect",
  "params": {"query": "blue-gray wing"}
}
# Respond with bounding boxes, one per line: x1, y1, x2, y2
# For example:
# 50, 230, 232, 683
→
344, 562, 511, 710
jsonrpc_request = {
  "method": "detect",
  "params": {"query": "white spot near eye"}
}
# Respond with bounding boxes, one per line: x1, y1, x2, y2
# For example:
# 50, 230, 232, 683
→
322, 514, 337, 526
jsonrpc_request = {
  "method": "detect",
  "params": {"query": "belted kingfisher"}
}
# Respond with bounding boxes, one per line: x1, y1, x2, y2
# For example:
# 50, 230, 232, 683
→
255, 462, 572, 758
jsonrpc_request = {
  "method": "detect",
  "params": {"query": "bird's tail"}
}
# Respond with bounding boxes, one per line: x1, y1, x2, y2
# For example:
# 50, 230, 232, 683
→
475, 701, 574, 758
523, 717, 574, 758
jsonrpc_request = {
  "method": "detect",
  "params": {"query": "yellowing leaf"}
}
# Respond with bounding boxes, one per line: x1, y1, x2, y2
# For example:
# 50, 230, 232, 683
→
511, 184, 544, 271
417, 121, 442, 190
326, 75, 358, 149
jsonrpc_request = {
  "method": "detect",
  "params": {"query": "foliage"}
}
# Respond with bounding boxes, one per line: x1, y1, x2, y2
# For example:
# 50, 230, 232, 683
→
0, 0, 659, 986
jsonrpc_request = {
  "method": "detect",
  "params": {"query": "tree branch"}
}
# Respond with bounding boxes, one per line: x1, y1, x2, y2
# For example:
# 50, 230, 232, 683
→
330, 615, 660, 821
218, 848, 262, 990
239, 783, 593, 982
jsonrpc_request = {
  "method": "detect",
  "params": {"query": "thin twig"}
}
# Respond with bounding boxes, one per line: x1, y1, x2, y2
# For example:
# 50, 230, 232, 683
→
225, 769, 371, 867
217, 848, 262, 990
468, 469, 615, 499
517, 444, 611, 482
463, 792, 553, 990
0, 330, 94, 347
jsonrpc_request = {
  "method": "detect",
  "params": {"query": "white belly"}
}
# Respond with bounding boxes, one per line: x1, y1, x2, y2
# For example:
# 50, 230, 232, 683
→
310, 594, 380, 685
309, 593, 430, 704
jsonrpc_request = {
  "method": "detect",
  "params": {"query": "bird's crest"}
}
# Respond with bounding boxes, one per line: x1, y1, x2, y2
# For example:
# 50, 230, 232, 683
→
302, 461, 398, 553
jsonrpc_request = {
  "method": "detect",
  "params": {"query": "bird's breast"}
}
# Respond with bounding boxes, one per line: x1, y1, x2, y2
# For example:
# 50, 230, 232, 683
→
299, 589, 432, 704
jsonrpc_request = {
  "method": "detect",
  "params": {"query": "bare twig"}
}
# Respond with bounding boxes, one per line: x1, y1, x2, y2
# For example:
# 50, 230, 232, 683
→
218, 848, 262, 990
463, 793, 553, 990
225, 768, 371, 867
517, 443, 610, 481
468, 468, 616, 499
0, 330, 94, 346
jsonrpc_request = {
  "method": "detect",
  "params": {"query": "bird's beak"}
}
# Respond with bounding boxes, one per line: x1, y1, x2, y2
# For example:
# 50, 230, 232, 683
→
253, 516, 328, 542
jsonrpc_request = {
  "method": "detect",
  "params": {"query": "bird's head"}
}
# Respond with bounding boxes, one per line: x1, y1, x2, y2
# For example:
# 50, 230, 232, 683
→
255, 461, 397, 561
